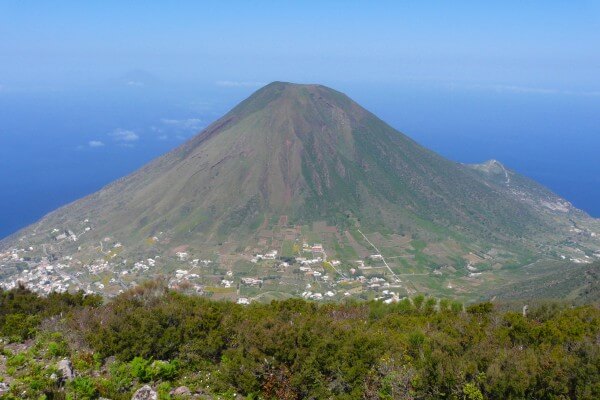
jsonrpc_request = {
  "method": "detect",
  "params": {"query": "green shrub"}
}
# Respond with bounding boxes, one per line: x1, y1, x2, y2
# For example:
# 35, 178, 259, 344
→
128, 357, 179, 383
6, 353, 27, 368
150, 359, 179, 381
1, 313, 40, 341
107, 361, 135, 393
463, 382, 484, 400
130, 356, 153, 382
1, 284, 598, 399
48, 341, 69, 357
68, 376, 98, 399
157, 381, 172, 400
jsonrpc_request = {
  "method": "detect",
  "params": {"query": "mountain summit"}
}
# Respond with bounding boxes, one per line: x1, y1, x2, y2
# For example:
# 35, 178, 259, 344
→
2, 82, 598, 299
9, 82, 542, 242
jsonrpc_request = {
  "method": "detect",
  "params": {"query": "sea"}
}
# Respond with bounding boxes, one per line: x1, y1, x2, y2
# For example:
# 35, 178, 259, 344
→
1, 81, 598, 239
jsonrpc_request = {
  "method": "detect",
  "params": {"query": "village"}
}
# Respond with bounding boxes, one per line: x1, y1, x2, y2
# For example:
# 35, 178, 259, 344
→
1, 214, 599, 304
0, 238, 410, 305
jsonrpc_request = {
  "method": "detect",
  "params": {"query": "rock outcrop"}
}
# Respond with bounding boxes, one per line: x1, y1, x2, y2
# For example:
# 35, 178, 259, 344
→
57, 358, 74, 380
132, 385, 157, 400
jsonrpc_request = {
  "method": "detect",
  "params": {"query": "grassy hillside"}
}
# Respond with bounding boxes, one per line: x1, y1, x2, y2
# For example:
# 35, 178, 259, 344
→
489, 261, 600, 304
0, 84, 562, 246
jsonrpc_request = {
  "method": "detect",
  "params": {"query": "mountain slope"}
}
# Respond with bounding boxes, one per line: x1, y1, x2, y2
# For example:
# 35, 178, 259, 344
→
1, 82, 599, 299
488, 260, 600, 305
3, 83, 549, 242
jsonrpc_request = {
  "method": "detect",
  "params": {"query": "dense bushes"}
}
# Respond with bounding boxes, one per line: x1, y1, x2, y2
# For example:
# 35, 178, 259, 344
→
1, 282, 599, 399
0, 285, 101, 342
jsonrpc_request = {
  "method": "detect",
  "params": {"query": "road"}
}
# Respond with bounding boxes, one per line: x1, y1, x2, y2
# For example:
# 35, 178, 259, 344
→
357, 229, 400, 282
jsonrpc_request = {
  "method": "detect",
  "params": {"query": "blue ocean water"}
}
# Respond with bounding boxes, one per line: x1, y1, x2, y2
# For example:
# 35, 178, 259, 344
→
1, 82, 598, 239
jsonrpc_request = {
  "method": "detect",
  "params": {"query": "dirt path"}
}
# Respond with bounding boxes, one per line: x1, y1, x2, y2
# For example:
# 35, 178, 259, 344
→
357, 229, 399, 282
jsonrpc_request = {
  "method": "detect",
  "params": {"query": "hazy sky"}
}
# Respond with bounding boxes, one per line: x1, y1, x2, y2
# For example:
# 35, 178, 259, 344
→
1, 2, 600, 238
1, 1, 599, 91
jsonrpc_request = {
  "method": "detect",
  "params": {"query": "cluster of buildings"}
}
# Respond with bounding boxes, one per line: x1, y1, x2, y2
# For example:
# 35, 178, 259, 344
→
374, 290, 402, 304
301, 290, 336, 300
220, 279, 234, 288
251, 250, 278, 263
0, 257, 74, 295
297, 257, 323, 266
2, 236, 399, 304
53, 229, 79, 242
241, 277, 263, 286
190, 259, 212, 267
0, 248, 27, 262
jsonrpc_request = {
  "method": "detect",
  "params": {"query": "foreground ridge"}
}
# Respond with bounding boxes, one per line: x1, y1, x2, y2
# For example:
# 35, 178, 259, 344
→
0, 283, 598, 399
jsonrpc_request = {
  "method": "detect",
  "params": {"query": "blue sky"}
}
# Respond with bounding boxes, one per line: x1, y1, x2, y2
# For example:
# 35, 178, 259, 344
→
1, 1, 599, 90
1, 2, 599, 237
